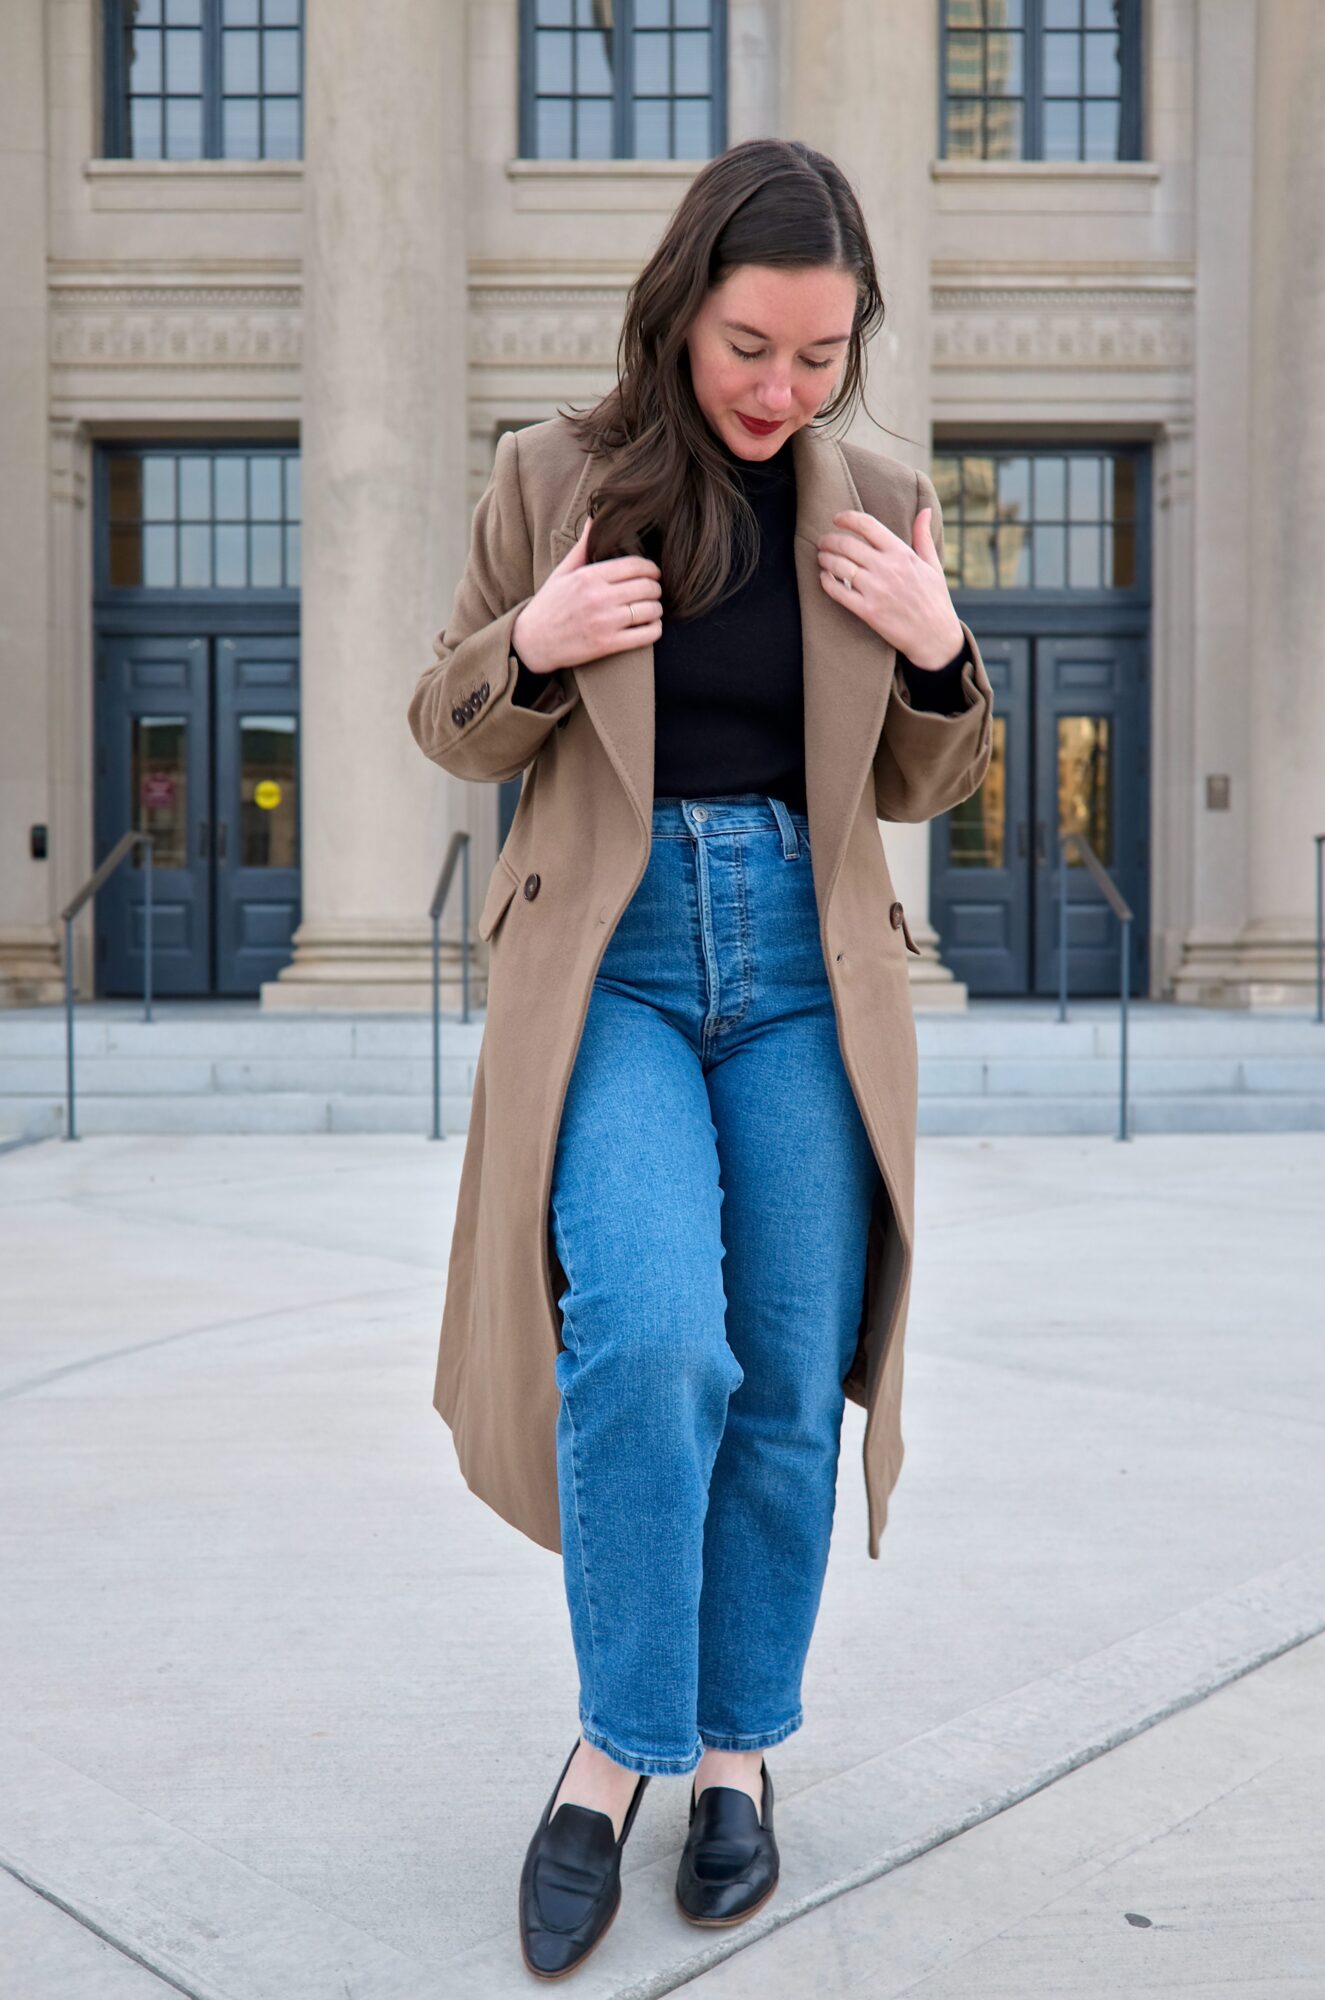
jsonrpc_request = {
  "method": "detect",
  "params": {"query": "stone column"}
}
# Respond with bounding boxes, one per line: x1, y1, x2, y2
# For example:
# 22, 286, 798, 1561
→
0, 0, 61, 1005
1175, 0, 1325, 1007
264, 0, 470, 1009
789, 0, 965, 1006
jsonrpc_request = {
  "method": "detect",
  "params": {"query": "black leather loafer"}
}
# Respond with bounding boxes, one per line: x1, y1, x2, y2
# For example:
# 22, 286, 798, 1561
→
675, 1757, 779, 1925
519, 1738, 650, 1979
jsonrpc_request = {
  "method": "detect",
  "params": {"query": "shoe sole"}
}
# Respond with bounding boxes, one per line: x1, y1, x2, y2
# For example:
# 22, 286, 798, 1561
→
519, 1885, 621, 1980
674, 1874, 779, 1927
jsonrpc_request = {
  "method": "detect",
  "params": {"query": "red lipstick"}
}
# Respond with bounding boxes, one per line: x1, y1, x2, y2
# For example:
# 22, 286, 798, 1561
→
735, 413, 783, 437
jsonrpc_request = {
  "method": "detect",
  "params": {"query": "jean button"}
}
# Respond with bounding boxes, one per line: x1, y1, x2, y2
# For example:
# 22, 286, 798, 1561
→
691, 806, 708, 821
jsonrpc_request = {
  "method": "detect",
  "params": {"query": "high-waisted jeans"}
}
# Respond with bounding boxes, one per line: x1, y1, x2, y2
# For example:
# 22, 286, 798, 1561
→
549, 792, 882, 1777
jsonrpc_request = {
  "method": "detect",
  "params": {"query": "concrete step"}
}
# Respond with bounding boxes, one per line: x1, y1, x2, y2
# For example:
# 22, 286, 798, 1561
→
1, 1002, 1322, 1139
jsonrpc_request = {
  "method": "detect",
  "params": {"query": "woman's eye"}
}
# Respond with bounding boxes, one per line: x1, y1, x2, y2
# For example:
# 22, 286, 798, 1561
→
728, 343, 834, 371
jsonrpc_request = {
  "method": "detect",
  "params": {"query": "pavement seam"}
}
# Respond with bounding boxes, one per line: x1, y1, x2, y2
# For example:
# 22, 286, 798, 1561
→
0, 1857, 203, 2000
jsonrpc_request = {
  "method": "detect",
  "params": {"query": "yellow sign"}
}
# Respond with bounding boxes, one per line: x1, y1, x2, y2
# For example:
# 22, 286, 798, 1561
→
254, 780, 282, 811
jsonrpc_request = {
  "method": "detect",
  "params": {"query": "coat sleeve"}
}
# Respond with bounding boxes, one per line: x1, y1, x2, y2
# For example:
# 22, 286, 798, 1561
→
407, 427, 581, 784
872, 465, 995, 823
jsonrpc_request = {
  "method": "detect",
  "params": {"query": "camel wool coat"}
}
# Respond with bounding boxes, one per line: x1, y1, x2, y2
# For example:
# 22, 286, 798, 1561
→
407, 413, 995, 1561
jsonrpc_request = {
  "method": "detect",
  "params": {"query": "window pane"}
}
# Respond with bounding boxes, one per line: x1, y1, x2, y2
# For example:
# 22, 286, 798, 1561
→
946, 31, 983, 94
673, 96, 710, 156
1068, 456, 1099, 520
251, 524, 282, 586
179, 456, 211, 520
576, 94, 613, 157
675, 31, 710, 92
215, 458, 246, 520
264, 28, 300, 92
224, 26, 259, 90
165, 26, 202, 92
576, 28, 612, 93
949, 716, 1005, 867
986, 31, 1023, 95
164, 95, 202, 157
143, 524, 177, 587
634, 30, 670, 92
223, 96, 261, 157
1058, 715, 1112, 865
537, 29, 572, 92
1034, 524, 1065, 587
130, 27, 162, 91
132, 717, 188, 868
985, 97, 1022, 159
1083, 97, 1119, 160
1035, 458, 1066, 517
1084, 29, 1120, 94
249, 457, 282, 519
143, 457, 175, 520
129, 96, 164, 158
1068, 524, 1101, 587
632, 97, 669, 157
535, 97, 572, 155
1043, 31, 1080, 93
265, 95, 300, 158
179, 522, 212, 586
240, 717, 299, 868
216, 523, 247, 587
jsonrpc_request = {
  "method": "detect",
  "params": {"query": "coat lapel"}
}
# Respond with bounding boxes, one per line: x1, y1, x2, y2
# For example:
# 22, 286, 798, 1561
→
546, 424, 898, 903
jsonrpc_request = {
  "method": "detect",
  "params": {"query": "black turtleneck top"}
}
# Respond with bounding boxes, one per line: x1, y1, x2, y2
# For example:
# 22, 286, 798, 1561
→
511, 430, 969, 809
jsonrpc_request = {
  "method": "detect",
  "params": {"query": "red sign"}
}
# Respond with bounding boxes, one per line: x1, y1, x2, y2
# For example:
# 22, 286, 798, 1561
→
141, 772, 177, 811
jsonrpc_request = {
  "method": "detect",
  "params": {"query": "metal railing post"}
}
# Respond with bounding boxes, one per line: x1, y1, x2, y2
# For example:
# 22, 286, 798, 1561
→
61, 828, 155, 1142
431, 905, 443, 1141
143, 838, 153, 1023
1119, 914, 1131, 1141
427, 829, 475, 1141
1315, 833, 1323, 1025
64, 914, 77, 1142
1057, 834, 1068, 1022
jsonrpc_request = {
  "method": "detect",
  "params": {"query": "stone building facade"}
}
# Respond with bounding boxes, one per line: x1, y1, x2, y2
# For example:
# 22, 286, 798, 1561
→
1, 0, 1320, 1013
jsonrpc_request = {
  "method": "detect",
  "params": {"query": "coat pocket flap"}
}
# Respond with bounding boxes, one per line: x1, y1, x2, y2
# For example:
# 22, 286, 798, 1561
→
478, 861, 520, 941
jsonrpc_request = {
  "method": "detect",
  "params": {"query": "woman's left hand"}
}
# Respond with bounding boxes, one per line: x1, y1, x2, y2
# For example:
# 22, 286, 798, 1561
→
817, 508, 963, 669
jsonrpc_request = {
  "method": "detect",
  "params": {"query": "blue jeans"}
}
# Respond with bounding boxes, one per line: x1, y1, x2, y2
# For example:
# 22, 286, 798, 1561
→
549, 792, 882, 1777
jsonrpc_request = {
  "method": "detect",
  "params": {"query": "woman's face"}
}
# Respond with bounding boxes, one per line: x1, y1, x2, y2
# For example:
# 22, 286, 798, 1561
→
685, 262, 858, 459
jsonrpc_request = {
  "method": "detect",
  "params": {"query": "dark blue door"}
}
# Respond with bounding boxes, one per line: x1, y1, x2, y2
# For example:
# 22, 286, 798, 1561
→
929, 632, 1148, 997
94, 634, 301, 996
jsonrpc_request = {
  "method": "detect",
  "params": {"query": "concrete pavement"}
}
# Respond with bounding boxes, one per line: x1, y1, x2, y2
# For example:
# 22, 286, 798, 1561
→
1, 1130, 1322, 1997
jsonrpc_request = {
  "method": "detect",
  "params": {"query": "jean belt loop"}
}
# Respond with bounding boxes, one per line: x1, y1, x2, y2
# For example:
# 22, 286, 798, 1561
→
767, 795, 798, 860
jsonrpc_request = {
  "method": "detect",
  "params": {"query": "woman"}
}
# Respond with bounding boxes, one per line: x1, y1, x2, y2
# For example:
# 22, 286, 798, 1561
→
407, 137, 993, 1978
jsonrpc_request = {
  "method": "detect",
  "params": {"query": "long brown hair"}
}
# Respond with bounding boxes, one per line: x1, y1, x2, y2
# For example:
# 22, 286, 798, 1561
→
559, 137, 887, 621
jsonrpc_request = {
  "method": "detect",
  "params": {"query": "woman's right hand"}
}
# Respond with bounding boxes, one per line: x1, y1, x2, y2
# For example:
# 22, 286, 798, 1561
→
511, 516, 663, 674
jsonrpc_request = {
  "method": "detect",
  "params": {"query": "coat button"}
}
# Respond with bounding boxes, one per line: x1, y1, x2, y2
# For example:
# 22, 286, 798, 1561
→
479, 681, 489, 699
889, 901, 904, 928
451, 705, 466, 726
523, 873, 541, 901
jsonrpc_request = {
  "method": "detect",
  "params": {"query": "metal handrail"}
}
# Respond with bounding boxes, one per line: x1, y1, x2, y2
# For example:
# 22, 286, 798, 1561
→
60, 830, 155, 1142
427, 831, 473, 1140
1056, 830, 1134, 1142
1315, 833, 1323, 1024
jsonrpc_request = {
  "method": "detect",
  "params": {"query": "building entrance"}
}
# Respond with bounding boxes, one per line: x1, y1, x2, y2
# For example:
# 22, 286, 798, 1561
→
94, 634, 301, 997
925, 445, 1151, 997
